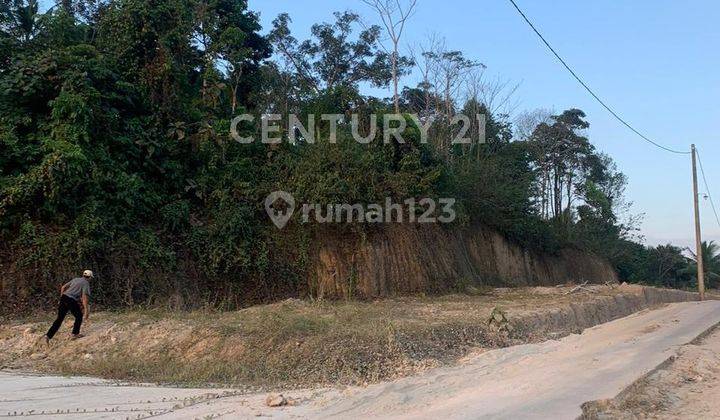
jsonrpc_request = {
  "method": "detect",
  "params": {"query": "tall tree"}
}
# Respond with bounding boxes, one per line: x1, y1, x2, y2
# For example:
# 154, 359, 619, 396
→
431, 49, 482, 123
191, 0, 270, 112
268, 10, 392, 104
529, 109, 593, 222
360, 0, 416, 113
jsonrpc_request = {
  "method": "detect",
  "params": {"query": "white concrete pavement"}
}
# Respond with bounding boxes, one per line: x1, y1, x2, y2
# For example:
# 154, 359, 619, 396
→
2, 300, 719, 419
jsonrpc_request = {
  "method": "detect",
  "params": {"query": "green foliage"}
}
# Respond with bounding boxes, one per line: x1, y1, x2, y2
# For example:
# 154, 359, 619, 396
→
453, 140, 560, 250
268, 11, 394, 96
684, 241, 720, 289
0, 1, 688, 311
608, 241, 693, 290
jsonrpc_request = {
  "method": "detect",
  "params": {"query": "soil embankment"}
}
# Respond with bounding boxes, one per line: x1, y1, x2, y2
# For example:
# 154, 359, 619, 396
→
0, 285, 698, 389
311, 224, 618, 299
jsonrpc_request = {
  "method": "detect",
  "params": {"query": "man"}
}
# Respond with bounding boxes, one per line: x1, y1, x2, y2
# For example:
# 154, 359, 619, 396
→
45, 270, 93, 343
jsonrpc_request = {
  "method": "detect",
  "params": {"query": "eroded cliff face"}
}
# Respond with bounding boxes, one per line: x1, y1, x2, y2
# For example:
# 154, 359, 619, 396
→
310, 224, 618, 299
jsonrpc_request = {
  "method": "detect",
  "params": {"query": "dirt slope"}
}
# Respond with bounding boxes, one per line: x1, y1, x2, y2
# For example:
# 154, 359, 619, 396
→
0, 285, 698, 389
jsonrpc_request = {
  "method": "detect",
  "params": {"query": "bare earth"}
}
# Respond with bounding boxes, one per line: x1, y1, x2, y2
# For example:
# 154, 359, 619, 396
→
1, 284, 692, 388
584, 322, 720, 419
2, 300, 719, 419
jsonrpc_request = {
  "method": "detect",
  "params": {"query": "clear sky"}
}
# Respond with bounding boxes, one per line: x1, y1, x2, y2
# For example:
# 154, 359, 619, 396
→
250, 0, 720, 249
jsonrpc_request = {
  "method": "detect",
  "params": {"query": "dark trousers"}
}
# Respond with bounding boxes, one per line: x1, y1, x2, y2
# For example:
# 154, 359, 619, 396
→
46, 295, 83, 338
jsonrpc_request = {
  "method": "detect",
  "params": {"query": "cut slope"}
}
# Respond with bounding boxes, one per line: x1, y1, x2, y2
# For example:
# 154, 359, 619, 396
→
311, 224, 618, 299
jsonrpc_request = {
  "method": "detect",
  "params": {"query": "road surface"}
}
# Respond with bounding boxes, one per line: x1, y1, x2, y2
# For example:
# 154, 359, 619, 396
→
2, 300, 719, 419
584, 320, 720, 418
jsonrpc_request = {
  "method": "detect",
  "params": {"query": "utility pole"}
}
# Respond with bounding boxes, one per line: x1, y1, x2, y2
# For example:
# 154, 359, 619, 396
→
691, 144, 706, 301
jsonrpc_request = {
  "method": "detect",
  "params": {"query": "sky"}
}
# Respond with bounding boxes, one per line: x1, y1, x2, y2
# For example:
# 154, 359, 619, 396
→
249, 0, 720, 249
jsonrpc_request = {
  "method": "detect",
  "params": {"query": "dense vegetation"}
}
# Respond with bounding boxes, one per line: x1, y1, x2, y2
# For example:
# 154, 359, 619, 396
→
0, 0, 712, 311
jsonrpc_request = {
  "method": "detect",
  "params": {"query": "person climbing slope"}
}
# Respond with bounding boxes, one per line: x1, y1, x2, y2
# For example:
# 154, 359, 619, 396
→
45, 270, 93, 343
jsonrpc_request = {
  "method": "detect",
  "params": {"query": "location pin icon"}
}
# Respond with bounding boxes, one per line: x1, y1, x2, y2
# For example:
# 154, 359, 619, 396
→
265, 191, 295, 229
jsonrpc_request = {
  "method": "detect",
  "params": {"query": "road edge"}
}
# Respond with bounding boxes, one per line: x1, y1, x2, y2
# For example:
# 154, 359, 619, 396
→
578, 307, 720, 419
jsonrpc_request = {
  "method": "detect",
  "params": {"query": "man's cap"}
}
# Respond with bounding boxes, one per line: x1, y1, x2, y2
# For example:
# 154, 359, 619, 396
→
83, 270, 94, 278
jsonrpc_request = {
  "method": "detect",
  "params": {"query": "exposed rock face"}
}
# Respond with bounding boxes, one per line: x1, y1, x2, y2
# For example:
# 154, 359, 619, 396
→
310, 224, 618, 299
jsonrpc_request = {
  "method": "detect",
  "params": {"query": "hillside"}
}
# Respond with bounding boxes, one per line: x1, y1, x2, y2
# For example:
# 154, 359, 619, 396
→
0, 0, 704, 313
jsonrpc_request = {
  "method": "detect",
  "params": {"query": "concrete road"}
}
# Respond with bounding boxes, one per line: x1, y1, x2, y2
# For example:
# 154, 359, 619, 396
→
2, 301, 719, 419
585, 326, 720, 418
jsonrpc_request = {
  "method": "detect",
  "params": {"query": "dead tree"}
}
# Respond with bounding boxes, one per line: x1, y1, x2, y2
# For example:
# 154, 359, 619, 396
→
361, 0, 418, 113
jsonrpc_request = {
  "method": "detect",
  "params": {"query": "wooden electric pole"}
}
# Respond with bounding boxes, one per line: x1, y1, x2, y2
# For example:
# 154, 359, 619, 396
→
691, 144, 706, 301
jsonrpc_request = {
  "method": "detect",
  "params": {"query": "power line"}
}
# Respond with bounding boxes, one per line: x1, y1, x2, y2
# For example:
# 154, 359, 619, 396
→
506, 0, 690, 155
695, 148, 720, 230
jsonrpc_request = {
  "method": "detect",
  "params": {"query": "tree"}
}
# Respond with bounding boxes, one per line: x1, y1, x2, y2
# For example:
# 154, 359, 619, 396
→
409, 33, 442, 118
650, 245, 693, 288
685, 241, 720, 289
464, 69, 519, 118
409, 38, 482, 157
360, 0, 416, 113
0, 0, 279, 308
458, 99, 512, 158
190, 0, 270, 113
528, 109, 593, 223
0, 0, 43, 43
611, 241, 692, 289
268, 11, 392, 102
431, 48, 483, 123
514, 108, 553, 141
